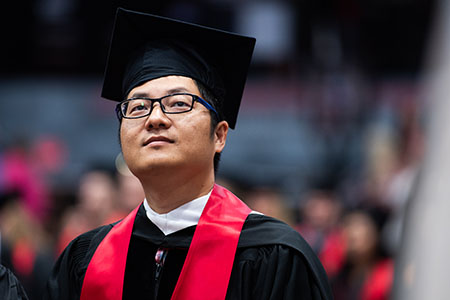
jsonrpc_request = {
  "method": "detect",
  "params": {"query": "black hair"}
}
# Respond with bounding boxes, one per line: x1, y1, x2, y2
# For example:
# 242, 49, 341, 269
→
194, 80, 224, 175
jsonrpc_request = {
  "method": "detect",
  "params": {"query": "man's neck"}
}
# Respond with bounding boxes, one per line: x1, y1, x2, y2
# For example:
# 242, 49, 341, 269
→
140, 168, 215, 214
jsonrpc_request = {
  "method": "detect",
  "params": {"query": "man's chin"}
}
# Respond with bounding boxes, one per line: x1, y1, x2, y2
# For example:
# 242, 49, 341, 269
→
131, 160, 179, 175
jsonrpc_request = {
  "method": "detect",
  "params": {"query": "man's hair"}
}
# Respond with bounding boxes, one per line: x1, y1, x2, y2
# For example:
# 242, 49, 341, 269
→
194, 80, 224, 175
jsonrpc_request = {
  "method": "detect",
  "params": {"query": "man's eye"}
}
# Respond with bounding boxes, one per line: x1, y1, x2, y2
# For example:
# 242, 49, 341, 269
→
171, 101, 190, 107
129, 102, 149, 113
132, 105, 147, 111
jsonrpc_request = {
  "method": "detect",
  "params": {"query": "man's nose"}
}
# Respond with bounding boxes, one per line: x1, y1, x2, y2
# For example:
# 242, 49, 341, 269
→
144, 103, 171, 129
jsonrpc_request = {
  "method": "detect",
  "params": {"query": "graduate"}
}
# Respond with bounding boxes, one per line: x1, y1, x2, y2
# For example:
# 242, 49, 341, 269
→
44, 8, 333, 300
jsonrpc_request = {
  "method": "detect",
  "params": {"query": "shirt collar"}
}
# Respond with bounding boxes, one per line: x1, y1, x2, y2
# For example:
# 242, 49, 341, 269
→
143, 191, 211, 236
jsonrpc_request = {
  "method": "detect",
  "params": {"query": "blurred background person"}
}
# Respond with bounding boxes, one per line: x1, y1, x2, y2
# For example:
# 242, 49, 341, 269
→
244, 185, 295, 226
295, 187, 346, 280
332, 209, 394, 300
55, 164, 119, 255
0, 189, 53, 300
114, 154, 146, 217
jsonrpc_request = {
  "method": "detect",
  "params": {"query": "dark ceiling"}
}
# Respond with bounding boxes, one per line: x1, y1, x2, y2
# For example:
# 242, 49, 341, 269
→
0, 0, 436, 77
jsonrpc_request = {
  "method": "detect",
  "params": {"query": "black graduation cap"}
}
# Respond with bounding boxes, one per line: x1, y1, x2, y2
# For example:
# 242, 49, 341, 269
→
101, 7, 256, 129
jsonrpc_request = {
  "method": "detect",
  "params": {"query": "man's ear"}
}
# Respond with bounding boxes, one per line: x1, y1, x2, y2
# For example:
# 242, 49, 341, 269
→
214, 121, 229, 154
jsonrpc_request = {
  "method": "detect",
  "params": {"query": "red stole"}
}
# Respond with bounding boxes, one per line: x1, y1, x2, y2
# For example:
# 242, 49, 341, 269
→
80, 184, 251, 300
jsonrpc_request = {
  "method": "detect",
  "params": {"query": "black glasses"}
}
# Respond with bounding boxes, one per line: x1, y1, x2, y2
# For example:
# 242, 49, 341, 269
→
116, 93, 218, 120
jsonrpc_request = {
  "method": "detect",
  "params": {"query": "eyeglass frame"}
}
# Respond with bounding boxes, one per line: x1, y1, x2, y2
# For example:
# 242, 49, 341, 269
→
115, 92, 219, 120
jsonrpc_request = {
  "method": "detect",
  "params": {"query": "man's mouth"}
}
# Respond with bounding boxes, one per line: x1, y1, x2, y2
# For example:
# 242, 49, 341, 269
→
143, 136, 174, 146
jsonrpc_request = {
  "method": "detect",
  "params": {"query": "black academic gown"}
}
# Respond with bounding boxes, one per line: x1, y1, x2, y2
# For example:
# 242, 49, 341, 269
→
44, 205, 333, 300
0, 264, 29, 300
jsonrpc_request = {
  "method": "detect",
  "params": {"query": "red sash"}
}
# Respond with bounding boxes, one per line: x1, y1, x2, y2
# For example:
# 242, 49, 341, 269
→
80, 205, 139, 300
80, 184, 251, 300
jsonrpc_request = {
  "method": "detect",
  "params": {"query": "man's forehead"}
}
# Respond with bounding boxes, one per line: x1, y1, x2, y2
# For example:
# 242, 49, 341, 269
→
127, 76, 199, 98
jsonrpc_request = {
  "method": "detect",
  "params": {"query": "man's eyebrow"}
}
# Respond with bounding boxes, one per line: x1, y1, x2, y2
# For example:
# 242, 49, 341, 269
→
129, 92, 148, 98
129, 87, 191, 98
166, 87, 190, 94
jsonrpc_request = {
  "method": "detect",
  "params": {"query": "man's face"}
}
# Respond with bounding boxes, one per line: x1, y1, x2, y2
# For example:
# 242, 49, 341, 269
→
119, 75, 227, 179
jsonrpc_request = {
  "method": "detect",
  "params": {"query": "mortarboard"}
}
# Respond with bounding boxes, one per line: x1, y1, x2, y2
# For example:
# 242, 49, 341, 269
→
101, 7, 256, 129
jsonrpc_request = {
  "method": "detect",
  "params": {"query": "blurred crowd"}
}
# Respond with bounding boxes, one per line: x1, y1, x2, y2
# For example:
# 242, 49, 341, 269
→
0, 74, 425, 300
221, 76, 424, 300
0, 1, 433, 299
0, 143, 145, 299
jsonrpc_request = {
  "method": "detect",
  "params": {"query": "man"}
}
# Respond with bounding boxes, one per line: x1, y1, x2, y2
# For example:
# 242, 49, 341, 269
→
44, 8, 333, 300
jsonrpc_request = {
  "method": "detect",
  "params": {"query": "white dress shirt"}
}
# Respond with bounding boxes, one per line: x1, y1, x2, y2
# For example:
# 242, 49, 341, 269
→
143, 192, 211, 236
143, 191, 263, 236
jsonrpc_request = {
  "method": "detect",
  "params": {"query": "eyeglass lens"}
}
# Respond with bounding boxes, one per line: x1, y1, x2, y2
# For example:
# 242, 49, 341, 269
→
121, 94, 194, 118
